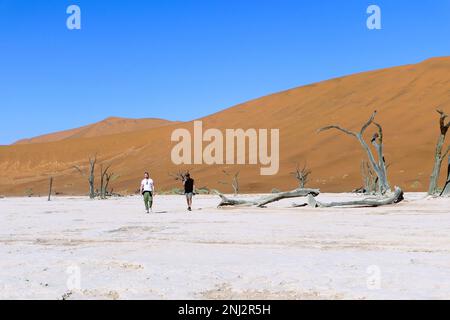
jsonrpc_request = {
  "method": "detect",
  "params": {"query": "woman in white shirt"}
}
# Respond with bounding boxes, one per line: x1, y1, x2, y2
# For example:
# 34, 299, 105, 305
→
140, 172, 155, 213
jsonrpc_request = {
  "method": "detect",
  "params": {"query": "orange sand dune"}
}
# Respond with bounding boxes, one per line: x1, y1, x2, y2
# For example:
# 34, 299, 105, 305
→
1, 57, 450, 196
14, 117, 177, 144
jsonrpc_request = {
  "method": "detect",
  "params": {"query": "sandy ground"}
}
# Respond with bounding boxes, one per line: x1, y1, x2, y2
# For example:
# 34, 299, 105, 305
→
0, 193, 449, 300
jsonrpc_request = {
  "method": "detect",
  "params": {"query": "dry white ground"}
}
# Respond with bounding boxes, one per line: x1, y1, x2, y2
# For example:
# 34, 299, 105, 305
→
0, 193, 449, 300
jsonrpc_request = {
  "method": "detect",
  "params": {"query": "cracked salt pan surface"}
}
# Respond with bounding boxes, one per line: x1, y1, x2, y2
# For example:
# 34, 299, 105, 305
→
0, 193, 449, 299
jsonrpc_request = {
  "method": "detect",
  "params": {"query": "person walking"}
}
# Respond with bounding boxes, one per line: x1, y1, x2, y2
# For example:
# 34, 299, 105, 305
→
140, 172, 154, 213
183, 173, 195, 211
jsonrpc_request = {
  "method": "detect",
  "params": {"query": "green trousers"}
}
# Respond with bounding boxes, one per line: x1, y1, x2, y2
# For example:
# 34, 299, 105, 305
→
143, 191, 153, 210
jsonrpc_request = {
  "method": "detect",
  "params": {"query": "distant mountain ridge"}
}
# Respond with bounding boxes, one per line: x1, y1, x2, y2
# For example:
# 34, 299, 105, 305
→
14, 117, 178, 145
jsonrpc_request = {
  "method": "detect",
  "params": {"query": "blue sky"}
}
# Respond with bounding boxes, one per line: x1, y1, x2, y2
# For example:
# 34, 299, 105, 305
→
0, 0, 449, 144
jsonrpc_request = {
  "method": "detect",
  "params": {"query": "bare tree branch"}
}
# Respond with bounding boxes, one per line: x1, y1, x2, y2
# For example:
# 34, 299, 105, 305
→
99, 163, 112, 199
104, 172, 115, 197
437, 109, 450, 134
47, 177, 53, 202
88, 156, 97, 199
442, 145, 450, 160
318, 125, 357, 137
319, 111, 390, 195
72, 165, 84, 176
361, 160, 377, 194
360, 110, 377, 135
169, 170, 188, 181
441, 155, 450, 197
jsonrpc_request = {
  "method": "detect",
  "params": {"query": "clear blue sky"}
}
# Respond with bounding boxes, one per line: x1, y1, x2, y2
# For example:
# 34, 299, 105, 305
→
1, 0, 449, 145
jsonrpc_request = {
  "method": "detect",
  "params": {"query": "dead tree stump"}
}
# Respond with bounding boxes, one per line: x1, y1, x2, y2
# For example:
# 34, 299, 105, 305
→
47, 177, 53, 201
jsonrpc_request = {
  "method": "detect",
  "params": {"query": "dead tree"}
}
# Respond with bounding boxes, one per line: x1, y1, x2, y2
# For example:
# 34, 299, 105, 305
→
440, 155, 450, 196
216, 188, 320, 208
73, 155, 97, 199
221, 170, 240, 195
88, 156, 97, 198
168, 170, 188, 181
290, 163, 311, 188
428, 109, 450, 195
47, 177, 53, 201
99, 164, 105, 198
104, 172, 115, 197
319, 111, 391, 195
306, 186, 404, 208
99, 164, 112, 199
232, 172, 239, 195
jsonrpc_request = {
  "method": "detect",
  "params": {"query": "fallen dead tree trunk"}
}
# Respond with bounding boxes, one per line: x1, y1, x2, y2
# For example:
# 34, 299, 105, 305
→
306, 187, 404, 208
215, 188, 320, 208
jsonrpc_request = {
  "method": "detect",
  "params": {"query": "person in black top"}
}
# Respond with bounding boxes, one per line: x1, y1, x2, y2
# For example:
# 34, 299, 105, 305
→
183, 173, 195, 211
